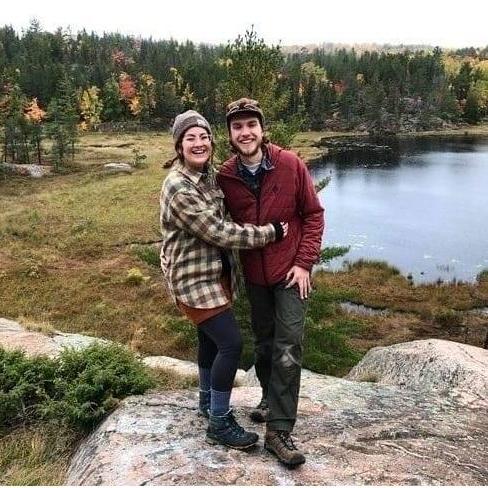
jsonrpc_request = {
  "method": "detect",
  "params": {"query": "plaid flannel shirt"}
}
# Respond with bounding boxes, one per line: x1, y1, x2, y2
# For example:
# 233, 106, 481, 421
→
160, 162, 276, 309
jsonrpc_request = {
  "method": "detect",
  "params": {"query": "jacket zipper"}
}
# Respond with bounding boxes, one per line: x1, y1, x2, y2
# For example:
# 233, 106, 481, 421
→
256, 173, 269, 286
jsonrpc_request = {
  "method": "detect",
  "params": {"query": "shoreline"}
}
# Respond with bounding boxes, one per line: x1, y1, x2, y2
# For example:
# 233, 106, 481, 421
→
296, 123, 488, 161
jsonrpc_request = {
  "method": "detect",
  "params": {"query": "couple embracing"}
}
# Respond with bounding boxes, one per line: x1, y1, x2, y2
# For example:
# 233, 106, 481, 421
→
160, 98, 324, 467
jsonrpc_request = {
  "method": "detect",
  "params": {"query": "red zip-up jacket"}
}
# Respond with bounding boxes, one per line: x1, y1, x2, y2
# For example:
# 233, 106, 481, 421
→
217, 143, 325, 286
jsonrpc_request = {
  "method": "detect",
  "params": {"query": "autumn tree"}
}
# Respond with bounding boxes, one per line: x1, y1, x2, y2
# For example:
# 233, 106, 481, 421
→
24, 97, 46, 163
78, 85, 103, 130
137, 73, 156, 122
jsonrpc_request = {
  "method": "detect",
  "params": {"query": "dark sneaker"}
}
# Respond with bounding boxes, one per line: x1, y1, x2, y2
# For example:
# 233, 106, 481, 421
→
250, 398, 269, 423
198, 390, 210, 418
264, 430, 306, 467
206, 410, 259, 450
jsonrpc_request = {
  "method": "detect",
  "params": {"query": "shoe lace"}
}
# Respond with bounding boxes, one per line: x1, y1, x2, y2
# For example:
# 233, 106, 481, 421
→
277, 430, 297, 451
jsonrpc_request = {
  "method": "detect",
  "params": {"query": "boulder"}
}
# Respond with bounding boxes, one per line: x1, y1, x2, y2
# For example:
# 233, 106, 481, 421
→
103, 163, 134, 173
0, 163, 53, 178
346, 339, 488, 406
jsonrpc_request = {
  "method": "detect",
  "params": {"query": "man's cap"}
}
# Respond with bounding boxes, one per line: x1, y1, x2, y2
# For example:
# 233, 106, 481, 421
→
172, 110, 212, 144
226, 98, 265, 128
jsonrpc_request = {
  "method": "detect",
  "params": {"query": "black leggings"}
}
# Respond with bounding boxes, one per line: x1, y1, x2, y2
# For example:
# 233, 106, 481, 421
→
197, 309, 242, 391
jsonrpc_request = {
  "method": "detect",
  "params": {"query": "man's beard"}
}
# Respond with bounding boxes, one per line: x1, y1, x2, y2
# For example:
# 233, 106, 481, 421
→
231, 140, 262, 158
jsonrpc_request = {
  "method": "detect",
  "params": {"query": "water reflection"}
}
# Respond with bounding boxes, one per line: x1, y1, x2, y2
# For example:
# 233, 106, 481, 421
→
311, 136, 488, 283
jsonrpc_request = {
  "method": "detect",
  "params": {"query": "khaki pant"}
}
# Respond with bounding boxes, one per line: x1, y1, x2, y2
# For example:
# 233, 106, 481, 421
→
245, 280, 307, 432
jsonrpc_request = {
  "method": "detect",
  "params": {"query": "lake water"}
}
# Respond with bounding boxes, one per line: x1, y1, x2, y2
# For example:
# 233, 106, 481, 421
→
310, 136, 488, 283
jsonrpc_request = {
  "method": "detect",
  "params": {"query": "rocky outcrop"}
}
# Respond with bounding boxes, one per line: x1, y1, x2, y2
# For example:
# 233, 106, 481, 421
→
346, 339, 488, 407
2, 318, 487, 485
66, 374, 488, 485
0, 317, 109, 358
66, 340, 488, 486
315, 138, 394, 156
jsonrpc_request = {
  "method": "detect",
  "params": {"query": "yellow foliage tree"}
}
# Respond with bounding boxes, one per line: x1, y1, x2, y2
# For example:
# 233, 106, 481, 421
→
78, 86, 103, 130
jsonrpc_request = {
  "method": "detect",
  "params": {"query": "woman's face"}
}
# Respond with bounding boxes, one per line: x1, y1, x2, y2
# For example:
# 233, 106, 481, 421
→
180, 126, 212, 170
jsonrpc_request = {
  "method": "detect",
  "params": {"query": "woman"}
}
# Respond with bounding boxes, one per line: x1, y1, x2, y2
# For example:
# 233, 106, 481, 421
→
160, 110, 287, 450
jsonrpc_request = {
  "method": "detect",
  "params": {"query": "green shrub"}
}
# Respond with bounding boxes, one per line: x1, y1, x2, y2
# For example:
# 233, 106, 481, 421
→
319, 246, 350, 264
0, 343, 154, 432
0, 349, 57, 429
303, 317, 363, 376
233, 284, 360, 373
232, 290, 255, 370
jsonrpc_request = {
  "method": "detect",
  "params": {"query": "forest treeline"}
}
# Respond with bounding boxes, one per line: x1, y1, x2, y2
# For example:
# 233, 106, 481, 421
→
1, 21, 488, 166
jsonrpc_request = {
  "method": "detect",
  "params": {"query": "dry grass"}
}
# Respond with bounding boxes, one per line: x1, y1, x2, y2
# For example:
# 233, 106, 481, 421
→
0, 423, 80, 485
0, 132, 189, 358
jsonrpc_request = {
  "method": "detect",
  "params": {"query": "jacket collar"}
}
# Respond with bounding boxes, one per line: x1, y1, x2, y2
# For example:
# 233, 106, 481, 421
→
175, 161, 207, 185
237, 149, 274, 176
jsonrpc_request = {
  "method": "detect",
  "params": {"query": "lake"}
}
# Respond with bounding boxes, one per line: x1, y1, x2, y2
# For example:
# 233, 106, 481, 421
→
310, 136, 488, 283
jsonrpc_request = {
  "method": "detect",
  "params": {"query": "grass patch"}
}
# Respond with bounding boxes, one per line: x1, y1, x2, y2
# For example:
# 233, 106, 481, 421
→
157, 315, 198, 360
132, 244, 161, 268
346, 259, 401, 277
432, 308, 464, 328
0, 423, 80, 485
149, 368, 199, 390
18, 316, 56, 336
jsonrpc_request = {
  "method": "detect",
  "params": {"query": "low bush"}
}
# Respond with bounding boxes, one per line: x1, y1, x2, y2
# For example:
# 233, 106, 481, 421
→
0, 343, 154, 432
303, 317, 363, 376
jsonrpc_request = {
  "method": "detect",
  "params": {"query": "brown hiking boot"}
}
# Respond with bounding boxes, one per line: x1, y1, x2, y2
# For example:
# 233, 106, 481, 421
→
250, 397, 269, 423
264, 430, 306, 467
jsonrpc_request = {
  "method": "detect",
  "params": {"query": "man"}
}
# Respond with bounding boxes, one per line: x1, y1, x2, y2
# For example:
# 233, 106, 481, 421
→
217, 98, 325, 466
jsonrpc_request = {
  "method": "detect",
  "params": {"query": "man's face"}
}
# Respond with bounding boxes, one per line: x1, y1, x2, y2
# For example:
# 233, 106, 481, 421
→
228, 115, 263, 159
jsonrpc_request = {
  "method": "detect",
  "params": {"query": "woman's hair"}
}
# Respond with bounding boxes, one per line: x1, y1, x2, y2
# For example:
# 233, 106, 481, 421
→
163, 136, 215, 169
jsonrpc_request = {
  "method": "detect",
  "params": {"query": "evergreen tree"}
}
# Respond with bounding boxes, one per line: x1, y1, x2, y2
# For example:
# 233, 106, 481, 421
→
45, 74, 78, 170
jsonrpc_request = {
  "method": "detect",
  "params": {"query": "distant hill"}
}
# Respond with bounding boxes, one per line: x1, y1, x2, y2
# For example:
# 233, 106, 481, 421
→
281, 42, 441, 54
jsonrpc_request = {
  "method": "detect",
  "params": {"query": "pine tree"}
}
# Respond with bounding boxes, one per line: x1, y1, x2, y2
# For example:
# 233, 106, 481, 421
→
45, 74, 78, 170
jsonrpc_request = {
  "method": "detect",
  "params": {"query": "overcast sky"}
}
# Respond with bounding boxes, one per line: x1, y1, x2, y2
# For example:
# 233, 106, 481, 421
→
3, 0, 488, 48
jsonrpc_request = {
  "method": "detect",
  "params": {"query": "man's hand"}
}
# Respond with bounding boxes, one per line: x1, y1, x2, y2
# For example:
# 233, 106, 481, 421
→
285, 265, 311, 299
